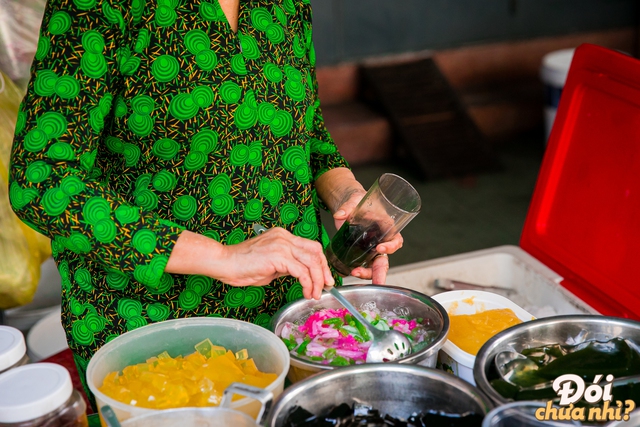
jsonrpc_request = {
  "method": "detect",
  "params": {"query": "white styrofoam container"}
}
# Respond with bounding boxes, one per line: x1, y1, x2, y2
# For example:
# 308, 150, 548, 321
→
345, 244, 597, 318
344, 244, 599, 382
431, 290, 534, 385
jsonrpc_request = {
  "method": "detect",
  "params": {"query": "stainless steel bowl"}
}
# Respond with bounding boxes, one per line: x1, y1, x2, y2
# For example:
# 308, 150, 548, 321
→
269, 284, 449, 383
606, 408, 640, 427
264, 364, 493, 426
474, 314, 640, 406
481, 401, 582, 427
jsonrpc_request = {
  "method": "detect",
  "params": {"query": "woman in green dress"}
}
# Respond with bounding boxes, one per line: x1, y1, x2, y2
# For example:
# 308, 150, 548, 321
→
9, 0, 402, 401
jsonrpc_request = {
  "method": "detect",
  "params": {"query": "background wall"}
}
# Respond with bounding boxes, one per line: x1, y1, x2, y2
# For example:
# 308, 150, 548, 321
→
312, 0, 640, 166
310, 0, 640, 66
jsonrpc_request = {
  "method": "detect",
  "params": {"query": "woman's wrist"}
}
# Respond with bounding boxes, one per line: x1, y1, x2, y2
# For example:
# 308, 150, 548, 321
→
164, 230, 228, 278
315, 168, 366, 214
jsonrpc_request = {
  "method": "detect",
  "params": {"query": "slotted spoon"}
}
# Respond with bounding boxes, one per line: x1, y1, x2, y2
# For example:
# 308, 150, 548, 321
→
328, 286, 412, 363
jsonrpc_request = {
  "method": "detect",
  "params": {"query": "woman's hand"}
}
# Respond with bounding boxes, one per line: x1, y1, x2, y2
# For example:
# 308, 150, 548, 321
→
165, 229, 333, 300
315, 168, 404, 285
332, 191, 404, 284
218, 228, 333, 299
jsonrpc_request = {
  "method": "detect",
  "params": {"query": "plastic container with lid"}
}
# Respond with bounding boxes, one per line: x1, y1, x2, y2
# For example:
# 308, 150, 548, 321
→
540, 48, 575, 140
0, 326, 28, 374
0, 363, 88, 427
86, 317, 289, 424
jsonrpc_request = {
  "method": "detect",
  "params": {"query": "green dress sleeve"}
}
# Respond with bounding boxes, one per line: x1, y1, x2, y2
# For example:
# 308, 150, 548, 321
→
8, 0, 184, 289
300, 6, 350, 182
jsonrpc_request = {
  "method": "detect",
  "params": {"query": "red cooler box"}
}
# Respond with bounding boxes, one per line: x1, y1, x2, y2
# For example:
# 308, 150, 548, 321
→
346, 43, 640, 321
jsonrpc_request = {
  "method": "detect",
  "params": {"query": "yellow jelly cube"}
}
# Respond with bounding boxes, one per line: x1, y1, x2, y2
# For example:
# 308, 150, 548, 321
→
184, 352, 207, 367
187, 391, 210, 407
242, 374, 273, 389
157, 357, 178, 370
122, 365, 138, 379
210, 345, 227, 357
207, 390, 223, 406
194, 338, 214, 358
98, 342, 279, 411
157, 350, 172, 359
214, 354, 245, 377
239, 358, 259, 375
102, 371, 119, 385
149, 373, 169, 392
234, 348, 249, 360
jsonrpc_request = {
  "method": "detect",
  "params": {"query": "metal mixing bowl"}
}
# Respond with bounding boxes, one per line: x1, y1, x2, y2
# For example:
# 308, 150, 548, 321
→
269, 284, 449, 383
474, 314, 640, 406
264, 364, 493, 426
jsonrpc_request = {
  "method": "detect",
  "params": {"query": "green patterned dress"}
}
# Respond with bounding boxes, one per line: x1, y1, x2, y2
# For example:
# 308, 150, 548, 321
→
9, 0, 347, 396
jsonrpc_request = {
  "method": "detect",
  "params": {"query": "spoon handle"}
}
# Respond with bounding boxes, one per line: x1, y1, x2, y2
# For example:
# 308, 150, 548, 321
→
101, 405, 122, 427
328, 287, 380, 338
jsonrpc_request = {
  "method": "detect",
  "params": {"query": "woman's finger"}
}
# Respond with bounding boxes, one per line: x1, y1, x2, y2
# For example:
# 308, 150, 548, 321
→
291, 249, 328, 299
276, 232, 330, 298
349, 266, 372, 280
349, 252, 390, 283
376, 233, 404, 255
371, 254, 390, 284
333, 191, 366, 221
289, 236, 334, 289
282, 257, 315, 299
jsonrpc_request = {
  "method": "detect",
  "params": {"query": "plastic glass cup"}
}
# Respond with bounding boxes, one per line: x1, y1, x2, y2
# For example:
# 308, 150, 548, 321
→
325, 173, 421, 276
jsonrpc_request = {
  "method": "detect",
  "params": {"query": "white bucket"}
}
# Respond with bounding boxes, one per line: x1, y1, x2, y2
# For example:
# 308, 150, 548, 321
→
431, 290, 534, 385
540, 48, 575, 140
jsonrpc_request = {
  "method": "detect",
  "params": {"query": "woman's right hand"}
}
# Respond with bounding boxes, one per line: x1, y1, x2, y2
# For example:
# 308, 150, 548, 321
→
218, 227, 333, 299
165, 228, 333, 300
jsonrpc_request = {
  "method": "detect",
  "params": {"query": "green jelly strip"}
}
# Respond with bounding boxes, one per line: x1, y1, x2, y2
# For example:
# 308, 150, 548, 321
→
330, 356, 350, 366
296, 338, 311, 355
323, 318, 343, 326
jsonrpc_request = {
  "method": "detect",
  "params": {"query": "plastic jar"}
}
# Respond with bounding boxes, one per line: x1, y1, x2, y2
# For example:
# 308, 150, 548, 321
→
0, 363, 88, 427
0, 326, 28, 374
540, 48, 575, 140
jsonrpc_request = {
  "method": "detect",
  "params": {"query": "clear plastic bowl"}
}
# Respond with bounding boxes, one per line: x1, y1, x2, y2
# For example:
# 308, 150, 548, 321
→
120, 407, 258, 427
86, 318, 289, 424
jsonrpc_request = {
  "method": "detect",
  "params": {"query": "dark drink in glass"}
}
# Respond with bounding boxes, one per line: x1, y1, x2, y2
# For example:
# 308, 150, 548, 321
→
325, 221, 383, 276
325, 173, 421, 277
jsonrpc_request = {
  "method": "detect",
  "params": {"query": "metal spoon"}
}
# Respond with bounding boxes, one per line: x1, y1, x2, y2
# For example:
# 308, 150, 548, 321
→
495, 350, 640, 392
433, 278, 515, 294
327, 286, 412, 363
494, 349, 540, 385
251, 223, 411, 362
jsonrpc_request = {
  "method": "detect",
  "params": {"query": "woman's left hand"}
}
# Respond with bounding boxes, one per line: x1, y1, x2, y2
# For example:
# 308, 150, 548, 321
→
332, 190, 404, 284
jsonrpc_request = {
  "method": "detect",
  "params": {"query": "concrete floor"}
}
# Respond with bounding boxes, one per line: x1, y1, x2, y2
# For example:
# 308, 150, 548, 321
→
321, 129, 547, 268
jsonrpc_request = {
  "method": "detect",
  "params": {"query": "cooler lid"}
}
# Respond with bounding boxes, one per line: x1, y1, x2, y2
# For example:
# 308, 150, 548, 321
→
521, 43, 640, 320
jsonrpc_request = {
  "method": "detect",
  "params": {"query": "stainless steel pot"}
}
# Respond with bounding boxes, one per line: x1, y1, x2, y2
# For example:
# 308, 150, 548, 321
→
264, 364, 493, 426
606, 408, 640, 427
474, 314, 640, 406
270, 284, 449, 383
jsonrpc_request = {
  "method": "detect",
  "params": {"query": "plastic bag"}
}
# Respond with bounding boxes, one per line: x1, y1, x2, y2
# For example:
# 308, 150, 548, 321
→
0, 71, 51, 309
0, 0, 46, 89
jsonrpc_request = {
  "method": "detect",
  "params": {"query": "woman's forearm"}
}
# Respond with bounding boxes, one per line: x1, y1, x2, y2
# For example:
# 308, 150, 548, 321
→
314, 167, 366, 214
164, 230, 227, 277
164, 228, 333, 298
